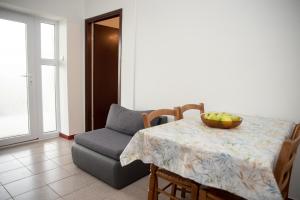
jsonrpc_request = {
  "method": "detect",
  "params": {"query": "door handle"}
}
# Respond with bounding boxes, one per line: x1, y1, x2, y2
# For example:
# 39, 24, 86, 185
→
20, 74, 32, 78
20, 74, 33, 83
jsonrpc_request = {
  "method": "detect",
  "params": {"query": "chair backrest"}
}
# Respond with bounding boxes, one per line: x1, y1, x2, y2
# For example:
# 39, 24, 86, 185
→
274, 124, 300, 199
177, 103, 205, 119
291, 124, 300, 140
142, 108, 180, 128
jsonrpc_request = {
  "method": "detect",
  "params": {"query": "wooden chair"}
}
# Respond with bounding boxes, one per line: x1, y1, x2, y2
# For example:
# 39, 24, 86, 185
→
169, 103, 204, 199
177, 103, 205, 119
274, 123, 300, 199
291, 124, 300, 140
143, 108, 199, 200
198, 123, 300, 200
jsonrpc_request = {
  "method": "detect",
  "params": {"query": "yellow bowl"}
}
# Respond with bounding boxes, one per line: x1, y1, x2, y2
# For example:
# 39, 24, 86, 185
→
200, 113, 242, 129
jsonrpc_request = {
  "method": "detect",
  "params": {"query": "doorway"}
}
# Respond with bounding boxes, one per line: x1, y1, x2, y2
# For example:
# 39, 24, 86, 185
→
85, 9, 122, 131
0, 8, 59, 146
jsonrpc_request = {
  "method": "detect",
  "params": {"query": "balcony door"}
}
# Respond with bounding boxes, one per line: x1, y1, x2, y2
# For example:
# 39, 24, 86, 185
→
0, 8, 59, 146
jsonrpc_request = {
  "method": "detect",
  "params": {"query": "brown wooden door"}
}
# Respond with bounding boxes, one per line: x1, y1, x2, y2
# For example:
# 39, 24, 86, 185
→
92, 24, 119, 129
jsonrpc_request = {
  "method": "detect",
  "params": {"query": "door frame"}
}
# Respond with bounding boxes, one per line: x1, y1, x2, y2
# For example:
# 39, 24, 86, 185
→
85, 9, 122, 131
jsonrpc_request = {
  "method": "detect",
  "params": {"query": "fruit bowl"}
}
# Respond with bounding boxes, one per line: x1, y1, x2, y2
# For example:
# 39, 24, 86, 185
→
201, 112, 242, 129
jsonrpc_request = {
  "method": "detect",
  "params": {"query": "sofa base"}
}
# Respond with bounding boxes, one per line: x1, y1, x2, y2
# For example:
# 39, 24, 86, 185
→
71, 143, 149, 189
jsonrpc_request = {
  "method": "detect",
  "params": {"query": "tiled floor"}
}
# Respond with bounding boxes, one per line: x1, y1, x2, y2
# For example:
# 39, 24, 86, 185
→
0, 138, 172, 200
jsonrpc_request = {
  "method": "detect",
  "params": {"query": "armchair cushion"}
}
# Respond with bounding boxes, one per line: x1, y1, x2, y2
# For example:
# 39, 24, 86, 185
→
74, 128, 131, 160
106, 104, 161, 136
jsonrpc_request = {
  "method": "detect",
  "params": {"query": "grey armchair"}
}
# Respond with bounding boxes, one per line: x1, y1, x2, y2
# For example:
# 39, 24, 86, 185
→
71, 104, 167, 189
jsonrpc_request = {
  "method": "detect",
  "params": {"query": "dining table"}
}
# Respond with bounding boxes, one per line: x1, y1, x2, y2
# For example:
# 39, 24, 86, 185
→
120, 114, 295, 200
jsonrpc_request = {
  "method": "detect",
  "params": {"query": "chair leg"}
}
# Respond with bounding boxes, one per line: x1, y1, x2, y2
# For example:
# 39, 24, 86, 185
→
199, 188, 207, 200
148, 164, 158, 200
154, 177, 159, 200
181, 188, 186, 199
171, 184, 177, 200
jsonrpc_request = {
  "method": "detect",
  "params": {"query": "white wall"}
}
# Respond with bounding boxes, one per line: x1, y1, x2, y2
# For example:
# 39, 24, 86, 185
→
134, 0, 300, 120
133, 0, 300, 198
0, 0, 85, 135
85, 0, 137, 109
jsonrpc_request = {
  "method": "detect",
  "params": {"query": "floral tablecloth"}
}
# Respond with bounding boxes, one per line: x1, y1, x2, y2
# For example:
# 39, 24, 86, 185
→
120, 115, 295, 200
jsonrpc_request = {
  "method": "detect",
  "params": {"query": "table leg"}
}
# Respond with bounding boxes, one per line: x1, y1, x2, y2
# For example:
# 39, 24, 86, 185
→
148, 164, 158, 200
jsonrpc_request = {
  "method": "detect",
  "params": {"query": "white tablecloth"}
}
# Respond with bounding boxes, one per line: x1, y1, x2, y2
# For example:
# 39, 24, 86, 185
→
120, 115, 294, 200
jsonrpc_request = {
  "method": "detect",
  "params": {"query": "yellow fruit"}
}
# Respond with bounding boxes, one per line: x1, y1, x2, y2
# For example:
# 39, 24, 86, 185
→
221, 116, 233, 127
208, 113, 217, 120
231, 115, 241, 122
204, 113, 210, 119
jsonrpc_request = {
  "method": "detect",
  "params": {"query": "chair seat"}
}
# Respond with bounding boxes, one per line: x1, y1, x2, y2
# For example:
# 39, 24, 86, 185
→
74, 128, 132, 160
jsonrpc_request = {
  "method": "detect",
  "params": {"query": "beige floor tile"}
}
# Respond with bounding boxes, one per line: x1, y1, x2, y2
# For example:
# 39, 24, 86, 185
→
4, 168, 72, 196
49, 142, 72, 149
26, 160, 59, 174
32, 144, 58, 152
0, 185, 11, 200
131, 175, 149, 191
45, 148, 71, 159
0, 167, 32, 184
0, 154, 15, 164
39, 167, 74, 184
51, 155, 73, 166
157, 177, 171, 188
17, 154, 49, 166
14, 186, 59, 200
1, 146, 28, 154
12, 149, 44, 159
4, 174, 47, 196
0, 160, 23, 173
49, 173, 97, 196
61, 163, 83, 175
4, 166, 74, 197
12, 142, 57, 154
62, 181, 116, 200
108, 184, 147, 200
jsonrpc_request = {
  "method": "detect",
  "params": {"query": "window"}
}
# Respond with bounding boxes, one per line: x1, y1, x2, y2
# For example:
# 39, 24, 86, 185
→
41, 23, 55, 59
40, 21, 58, 133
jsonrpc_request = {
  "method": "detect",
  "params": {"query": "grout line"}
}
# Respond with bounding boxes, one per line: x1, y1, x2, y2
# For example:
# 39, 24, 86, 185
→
0, 166, 24, 176
46, 184, 63, 199
0, 139, 76, 199
1, 182, 14, 200
56, 177, 97, 198
18, 156, 51, 167
11, 184, 47, 199
2, 159, 71, 186
4, 165, 75, 198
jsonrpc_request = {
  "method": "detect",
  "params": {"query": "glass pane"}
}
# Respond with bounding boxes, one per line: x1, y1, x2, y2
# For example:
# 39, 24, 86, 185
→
41, 23, 55, 59
0, 19, 30, 139
41, 65, 57, 132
